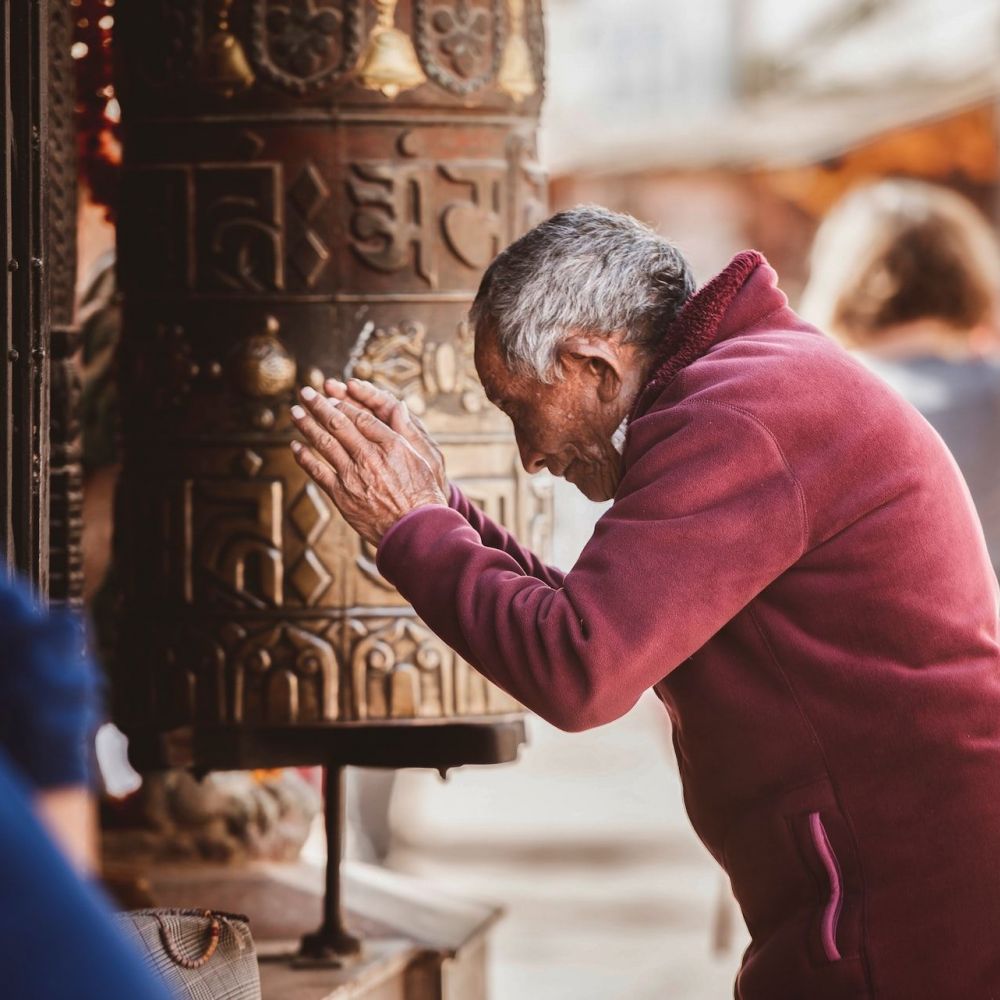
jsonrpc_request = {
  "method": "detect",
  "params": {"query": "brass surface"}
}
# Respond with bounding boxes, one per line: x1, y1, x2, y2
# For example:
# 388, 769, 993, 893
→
497, 0, 536, 103
202, 0, 257, 98
113, 0, 549, 748
356, 0, 428, 98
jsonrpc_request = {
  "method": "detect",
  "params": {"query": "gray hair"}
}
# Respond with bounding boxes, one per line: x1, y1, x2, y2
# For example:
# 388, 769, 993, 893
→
469, 205, 696, 381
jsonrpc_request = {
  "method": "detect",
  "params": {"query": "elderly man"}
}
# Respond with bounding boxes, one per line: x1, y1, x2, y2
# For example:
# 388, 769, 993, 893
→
290, 206, 1000, 1000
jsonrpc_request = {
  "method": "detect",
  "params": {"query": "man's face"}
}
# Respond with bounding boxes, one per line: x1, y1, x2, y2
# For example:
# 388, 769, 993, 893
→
474, 328, 633, 501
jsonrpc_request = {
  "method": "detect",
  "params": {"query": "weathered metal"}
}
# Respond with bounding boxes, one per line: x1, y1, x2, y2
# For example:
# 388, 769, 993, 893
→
112, 0, 549, 758
1, 0, 52, 590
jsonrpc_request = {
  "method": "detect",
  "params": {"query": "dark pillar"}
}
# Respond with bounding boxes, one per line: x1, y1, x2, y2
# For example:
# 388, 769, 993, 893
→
1, 0, 53, 588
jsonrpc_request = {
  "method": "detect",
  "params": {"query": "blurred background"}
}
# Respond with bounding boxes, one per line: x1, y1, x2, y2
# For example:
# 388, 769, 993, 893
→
69, 1, 1000, 998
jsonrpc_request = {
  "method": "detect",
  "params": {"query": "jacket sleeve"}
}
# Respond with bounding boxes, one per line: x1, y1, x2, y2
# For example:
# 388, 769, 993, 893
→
447, 482, 566, 588
378, 400, 808, 732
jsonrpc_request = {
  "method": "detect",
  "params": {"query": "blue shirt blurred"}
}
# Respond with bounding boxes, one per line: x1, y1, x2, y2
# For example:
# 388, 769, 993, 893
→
0, 575, 173, 999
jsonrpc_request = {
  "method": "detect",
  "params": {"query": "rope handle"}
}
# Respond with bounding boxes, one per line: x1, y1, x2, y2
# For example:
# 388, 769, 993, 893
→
155, 909, 221, 970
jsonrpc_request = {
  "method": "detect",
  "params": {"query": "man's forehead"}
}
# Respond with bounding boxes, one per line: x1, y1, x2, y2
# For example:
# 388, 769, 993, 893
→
473, 328, 514, 398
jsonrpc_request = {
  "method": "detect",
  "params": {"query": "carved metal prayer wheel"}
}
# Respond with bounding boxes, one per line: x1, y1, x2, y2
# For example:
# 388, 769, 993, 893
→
112, 0, 549, 767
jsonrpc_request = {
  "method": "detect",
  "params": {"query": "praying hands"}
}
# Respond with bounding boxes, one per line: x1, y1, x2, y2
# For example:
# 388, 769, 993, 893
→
290, 379, 448, 547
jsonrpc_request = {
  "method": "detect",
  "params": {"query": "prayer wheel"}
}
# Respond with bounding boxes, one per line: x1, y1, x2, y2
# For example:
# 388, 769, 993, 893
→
112, 0, 550, 768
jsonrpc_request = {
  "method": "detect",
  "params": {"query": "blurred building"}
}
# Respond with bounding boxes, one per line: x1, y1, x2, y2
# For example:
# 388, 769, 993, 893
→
543, 0, 1000, 299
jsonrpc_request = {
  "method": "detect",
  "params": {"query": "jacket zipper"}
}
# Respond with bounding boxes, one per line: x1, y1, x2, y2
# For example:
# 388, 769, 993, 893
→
808, 810, 843, 962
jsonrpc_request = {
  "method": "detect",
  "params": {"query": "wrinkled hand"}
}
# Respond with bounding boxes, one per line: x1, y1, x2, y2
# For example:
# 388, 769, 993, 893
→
323, 378, 448, 495
290, 386, 447, 547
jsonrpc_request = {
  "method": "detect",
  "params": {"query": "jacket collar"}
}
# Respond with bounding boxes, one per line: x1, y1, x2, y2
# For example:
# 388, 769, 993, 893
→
630, 250, 770, 421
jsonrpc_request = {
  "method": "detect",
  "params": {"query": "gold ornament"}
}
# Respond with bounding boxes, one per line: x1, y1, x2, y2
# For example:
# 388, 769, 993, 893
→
498, 0, 536, 103
202, 0, 256, 98
356, 0, 427, 99
232, 316, 298, 397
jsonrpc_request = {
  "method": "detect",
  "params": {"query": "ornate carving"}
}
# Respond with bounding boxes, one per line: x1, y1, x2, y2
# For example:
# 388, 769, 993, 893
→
183, 478, 285, 608
346, 319, 423, 407
439, 163, 505, 268
348, 156, 508, 286
285, 161, 333, 287
232, 620, 339, 723
46, 1, 77, 328
345, 317, 484, 415
289, 550, 333, 603
169, 619, 339, 724
48, 328, 85, 608
46, 1, 83, 607
287, 483, 335, 605
233, 451, 262, 481
191, 636, 229, 722
231, 317, 298, 397
348, 161, 437, 286
348, 617, 451, 719
250, 0, 363, 93
197, 164, 285, 292
123, 159, 338, 294
413, 0, 504, 96
289, 161, 330, 221
424, 319, 484, 411
290, 482, 332, 545
347, 613, 519, 719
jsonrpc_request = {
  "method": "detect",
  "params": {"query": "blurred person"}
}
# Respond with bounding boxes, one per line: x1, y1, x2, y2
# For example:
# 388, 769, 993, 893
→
290, 206, 1000, 999
0, 575, 172, 1000
801, 178, 1000, 577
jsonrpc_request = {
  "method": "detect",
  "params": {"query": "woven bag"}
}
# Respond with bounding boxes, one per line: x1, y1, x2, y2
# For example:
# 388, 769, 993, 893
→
116, 908, 261, 1000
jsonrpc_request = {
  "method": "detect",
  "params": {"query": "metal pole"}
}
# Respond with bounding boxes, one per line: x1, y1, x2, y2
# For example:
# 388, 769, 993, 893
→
298, 765, 362, 963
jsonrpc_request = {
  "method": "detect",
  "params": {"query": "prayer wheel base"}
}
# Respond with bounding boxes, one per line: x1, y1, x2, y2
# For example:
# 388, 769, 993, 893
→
124, 716, 527, 774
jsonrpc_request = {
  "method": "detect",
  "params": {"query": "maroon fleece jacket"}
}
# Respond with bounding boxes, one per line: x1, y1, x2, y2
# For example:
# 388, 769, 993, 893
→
376, 252, 1000, 999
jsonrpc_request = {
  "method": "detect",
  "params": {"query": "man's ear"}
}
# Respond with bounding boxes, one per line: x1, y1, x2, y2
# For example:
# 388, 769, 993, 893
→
558, 332, 627, 403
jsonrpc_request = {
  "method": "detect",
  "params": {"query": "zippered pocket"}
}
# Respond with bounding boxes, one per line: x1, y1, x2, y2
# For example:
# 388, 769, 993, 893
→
807, 810, 844, 962
722, 781, 870, 996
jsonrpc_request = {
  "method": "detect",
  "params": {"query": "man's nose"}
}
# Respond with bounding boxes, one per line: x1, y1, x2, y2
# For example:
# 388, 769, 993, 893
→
516, 437, 547, 474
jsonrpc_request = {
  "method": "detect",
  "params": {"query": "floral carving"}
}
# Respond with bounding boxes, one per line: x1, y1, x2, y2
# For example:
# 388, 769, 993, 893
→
266, 0, 343, 77
431, 1, 489, 78
250, 0, 362, 93
345, 318, 484, 416
414, 0, 504, 96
